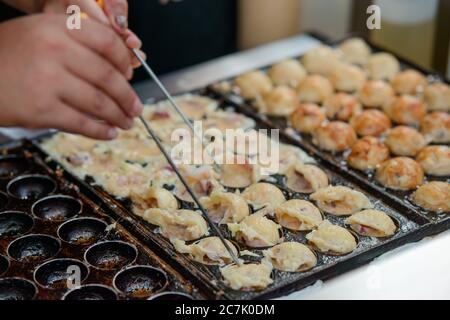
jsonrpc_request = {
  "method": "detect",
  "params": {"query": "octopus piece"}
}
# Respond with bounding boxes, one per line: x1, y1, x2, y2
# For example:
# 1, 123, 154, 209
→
313, 121, 357, 152
241, 183, 286, 214
329, 63, 367, 92
383, 95, 427, 126
142, 209, 209, 241
257, 86, 299, 117
306, 220, 357, 255
412, 181, 450, 212
391, 69, 427, 95
297, 75, 334, 104
310, 186, 373, 216
289, 103, 326, 134
385, 126, 427, 157
234, 70, 273, 100
200, 191, 250, 224
350, 109, 392, 137
323, 92, 362, 121
345, 210, 397, 237
347, 136, 390, 171
275, 199, 323, 231
358, 80, 395, 108
220, 262, 273, 291
420, 111, 450, 143
263, 242, 317, 272
366, 52, 400, 80
268, 59, 307, 87
416, 145, 450, 176
171, 237, 239, 266
131, 186, 178, 216
424, 82, 450, 112
227, 213, 282, 248
376, 157, 424, 190
338, 37, 371, 65
285, 164, 329, 194
301, 45, 340, 75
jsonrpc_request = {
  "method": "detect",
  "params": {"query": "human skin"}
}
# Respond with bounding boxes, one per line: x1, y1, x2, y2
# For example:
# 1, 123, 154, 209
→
0, 0, 146, 140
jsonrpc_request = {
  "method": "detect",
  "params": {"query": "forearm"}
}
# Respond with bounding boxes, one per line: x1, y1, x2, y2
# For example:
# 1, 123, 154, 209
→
1, 0, 45, 13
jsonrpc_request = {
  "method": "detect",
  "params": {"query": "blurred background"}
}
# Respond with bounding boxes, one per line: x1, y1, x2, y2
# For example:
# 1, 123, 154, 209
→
127, 0, 449, 81
1, 0, 448, 80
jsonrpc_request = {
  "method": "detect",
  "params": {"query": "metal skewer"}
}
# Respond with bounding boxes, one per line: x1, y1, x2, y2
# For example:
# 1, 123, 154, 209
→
138, 116, 241, 265
132, 49, 221, 173
91, 1, 239, 264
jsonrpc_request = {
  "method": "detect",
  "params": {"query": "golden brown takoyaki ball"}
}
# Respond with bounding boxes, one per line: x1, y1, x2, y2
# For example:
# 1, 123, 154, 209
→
358, 80, 395, 108
424, 82, 450, 112
323, 93, 362, 121
420, 111, 450, 143
412, 181, 450, 212
385, 126, 427, 157
376, 157, 424, 190
338, 37, 371, 65
234, 70, 273, 100
268, 59, 307, 87
391, 69, 427, 95
329, 63, 367, 92
347, 136, 390, 171
416, 146, 450, 177
366, 52, 400, 80
313, 121, 357, 152
258, 86, 298, 117
350, 109, 392, 137
301, 45, 340, 75
289, 103, 326, 134
383, 95, 427, 126
297, 75, 334, 104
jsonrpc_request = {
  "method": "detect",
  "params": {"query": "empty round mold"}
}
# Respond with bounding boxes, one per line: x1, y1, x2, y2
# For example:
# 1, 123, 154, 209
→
113, 266, 168, 299
0, 255, 9, 277
0, 278, 37, 300
57, 217, 107, 246
84, 241, 138, 270
63, 284, 117, 300
32, 195, 82, 222
7, 175, 57, 200
148, 291, 194, 301
0, 211, 34, 238
7, 234, 61, 263
0, 192, 8, 211
0, 155, 28, 179
34, 258, 89, 290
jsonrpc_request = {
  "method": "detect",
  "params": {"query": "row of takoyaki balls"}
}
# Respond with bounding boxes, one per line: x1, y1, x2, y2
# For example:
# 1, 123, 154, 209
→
231, 38, 449, 212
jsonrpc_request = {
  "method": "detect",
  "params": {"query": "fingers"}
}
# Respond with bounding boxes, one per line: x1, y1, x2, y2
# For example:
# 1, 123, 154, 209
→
131, 49, 146, 69
77, 0, 109, 24
50, 102, 119, 140
64, 40, 143, 118
124, 30, 141, 49
67, 19, 131, 78
103, 0, 129, 33
59, 72, 134, 130
124, 30, 145, 69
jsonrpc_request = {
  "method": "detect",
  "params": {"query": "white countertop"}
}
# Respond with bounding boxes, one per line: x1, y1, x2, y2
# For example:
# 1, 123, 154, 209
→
2, 34, 448, 299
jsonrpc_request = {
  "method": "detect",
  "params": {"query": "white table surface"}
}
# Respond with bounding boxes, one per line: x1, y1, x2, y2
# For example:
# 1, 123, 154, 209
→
2, 34, 448, 299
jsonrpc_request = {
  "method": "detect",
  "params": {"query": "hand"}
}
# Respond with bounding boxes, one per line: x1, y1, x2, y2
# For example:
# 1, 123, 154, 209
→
0, 14, 143, 140
43, 0, 146, 69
